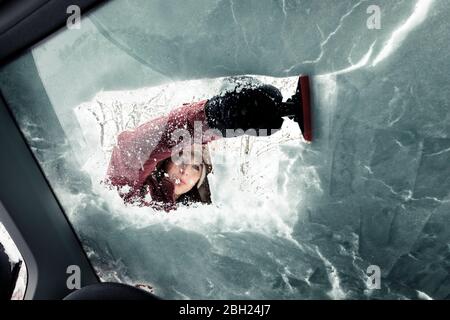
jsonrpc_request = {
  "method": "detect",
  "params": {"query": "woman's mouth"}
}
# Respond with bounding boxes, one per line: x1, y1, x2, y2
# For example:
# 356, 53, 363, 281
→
174, 177, 187, 185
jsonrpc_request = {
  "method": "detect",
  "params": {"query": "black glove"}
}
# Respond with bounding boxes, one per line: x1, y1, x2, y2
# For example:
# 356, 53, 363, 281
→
204, 84, 284, 137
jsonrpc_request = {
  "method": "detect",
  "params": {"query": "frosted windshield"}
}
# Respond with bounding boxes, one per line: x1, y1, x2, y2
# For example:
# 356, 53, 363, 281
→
0, 0, 449, 300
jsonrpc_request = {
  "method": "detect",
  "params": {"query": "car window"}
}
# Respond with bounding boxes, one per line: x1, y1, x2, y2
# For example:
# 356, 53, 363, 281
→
0, 221, 27, 300
1, 0, 447, 300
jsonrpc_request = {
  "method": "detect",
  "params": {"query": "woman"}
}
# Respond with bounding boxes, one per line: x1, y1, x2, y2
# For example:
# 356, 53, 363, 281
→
106, 82, 289, 211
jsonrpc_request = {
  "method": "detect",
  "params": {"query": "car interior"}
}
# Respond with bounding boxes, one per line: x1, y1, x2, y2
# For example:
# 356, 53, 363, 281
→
1, 0, 449, 302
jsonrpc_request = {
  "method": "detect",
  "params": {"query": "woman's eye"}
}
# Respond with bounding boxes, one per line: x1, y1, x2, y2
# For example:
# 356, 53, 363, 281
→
192, 165, 200, 171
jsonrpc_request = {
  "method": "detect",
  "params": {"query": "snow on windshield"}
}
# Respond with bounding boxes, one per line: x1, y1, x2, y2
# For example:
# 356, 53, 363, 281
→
1, 0, 447, 300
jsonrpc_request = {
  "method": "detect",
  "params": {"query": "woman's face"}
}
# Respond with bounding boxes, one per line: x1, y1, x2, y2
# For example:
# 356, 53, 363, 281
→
165, 160, 202, 196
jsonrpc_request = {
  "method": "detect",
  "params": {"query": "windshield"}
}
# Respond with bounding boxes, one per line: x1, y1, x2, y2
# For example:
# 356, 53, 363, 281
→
0, 0, 449, 300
